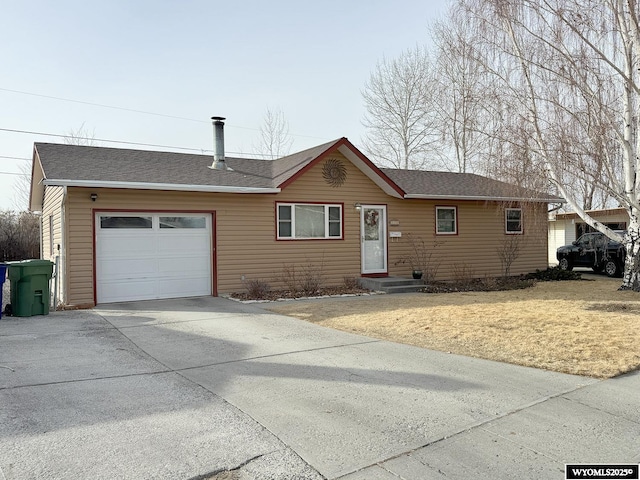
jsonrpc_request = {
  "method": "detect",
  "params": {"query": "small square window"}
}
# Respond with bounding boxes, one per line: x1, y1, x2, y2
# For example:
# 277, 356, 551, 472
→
506, 208, 522, 234
436, 207, 457, 235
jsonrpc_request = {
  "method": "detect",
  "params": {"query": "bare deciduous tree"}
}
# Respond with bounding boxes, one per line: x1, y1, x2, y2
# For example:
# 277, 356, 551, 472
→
13, 123, 98, 210
361, 46, 438, 169
11, 162, 32, 211
456, 0, 640, 290
431, 8, 497, 173
64, 122, 97, 146
0, 210, 40, 261
255, 108, 293, 159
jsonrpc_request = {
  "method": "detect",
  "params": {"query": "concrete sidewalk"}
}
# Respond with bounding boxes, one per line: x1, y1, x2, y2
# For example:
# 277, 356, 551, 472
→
1, 296, 638, 479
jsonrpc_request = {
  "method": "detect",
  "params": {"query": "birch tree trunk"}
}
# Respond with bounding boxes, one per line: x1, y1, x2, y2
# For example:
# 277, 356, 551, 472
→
458, 0, 640, 290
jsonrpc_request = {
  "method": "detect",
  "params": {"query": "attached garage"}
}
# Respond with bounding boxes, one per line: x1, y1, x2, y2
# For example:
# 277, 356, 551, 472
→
95, 213, 213, 303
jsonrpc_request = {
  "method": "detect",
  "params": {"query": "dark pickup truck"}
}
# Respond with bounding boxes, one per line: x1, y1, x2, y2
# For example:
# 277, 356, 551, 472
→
556, 232, 625, 277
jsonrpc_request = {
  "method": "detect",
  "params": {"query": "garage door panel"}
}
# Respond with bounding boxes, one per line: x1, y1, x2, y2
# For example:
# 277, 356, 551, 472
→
157, 277, 210, 298
96, 213, 212, 303
98, 235, 156, 256
100, 258, 159, 278
98, 279, 159, 303
158, 256, 210, 275
157, 234, 210, 253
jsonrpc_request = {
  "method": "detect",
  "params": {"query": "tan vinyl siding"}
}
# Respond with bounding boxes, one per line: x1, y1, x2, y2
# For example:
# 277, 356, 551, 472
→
42, 186, 63, 258
63, 153, 549, 306
42, 186, 65, 305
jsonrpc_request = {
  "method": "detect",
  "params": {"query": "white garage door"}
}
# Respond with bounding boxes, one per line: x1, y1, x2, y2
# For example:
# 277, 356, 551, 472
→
96, 213, 212, 303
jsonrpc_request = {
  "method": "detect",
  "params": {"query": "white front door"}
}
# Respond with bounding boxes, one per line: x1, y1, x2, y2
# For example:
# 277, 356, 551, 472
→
360, 205, 387, 274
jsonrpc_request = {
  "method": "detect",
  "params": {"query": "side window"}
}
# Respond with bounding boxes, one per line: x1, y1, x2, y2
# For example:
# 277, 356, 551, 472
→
436, 206, 457, 235
505, 208, 523, 234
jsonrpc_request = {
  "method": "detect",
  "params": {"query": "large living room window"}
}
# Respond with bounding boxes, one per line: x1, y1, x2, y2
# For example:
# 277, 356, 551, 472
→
277, 203, 342, 239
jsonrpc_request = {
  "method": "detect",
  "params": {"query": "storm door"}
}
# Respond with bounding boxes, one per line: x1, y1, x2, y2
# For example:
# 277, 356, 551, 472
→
360, 205, 387, 274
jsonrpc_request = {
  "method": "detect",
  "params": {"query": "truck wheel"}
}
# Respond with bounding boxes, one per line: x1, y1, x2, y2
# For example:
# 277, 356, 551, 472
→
558, 258, 572, 271
604, 260, 620, 277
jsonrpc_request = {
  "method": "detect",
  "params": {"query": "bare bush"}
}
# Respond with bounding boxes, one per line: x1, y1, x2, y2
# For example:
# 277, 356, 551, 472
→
279, 264, 299, 296
497, 235, 522, 278
279, 257, 325, 297
243, 279, 271, 300
300, 259, 325, 296
396, 234, 443, 282
343, 276, 360, 290
452, 263, 476, 284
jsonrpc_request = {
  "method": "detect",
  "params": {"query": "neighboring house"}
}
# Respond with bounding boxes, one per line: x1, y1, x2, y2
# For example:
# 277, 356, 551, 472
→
30, 121, 561, 308
548, 208, 629, 265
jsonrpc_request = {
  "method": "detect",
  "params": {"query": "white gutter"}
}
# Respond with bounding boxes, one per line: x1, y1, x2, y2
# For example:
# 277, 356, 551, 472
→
60, 186, 67, 306
42, 179, 281, 194
404, 194, 565, 203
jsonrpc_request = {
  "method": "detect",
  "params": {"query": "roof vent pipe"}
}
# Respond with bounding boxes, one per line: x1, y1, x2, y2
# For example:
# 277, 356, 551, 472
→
209, 116, 227, 170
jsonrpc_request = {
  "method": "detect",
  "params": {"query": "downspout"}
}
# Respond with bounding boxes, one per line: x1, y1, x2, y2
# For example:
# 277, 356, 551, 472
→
59, 186, 67, 307
39, 212, 43, 259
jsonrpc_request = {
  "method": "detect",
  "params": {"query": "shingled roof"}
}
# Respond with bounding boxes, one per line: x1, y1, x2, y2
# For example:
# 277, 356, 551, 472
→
34, 141, 329, 188
30, 139, 562, 210
381, 169, 561, 202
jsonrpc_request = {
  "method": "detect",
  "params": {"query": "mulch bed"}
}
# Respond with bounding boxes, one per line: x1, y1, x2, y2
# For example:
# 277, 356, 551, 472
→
230, 285, 372, 302
231, 277, 537, 301
423, 277, 536, 293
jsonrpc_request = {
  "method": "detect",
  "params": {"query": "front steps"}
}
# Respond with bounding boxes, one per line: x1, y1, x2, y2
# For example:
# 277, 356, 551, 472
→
358, 276, 425, 294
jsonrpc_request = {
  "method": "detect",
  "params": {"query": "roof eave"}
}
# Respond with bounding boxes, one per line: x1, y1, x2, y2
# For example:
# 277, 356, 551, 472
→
30, 147, 46, 211
404, 194, 565, 203
337, 142, 405, 199
275, 138, 406, 199
42, 179, 281, 194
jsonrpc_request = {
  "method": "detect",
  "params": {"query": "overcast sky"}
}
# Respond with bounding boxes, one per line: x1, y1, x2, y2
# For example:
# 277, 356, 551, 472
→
0, 0, 450, 210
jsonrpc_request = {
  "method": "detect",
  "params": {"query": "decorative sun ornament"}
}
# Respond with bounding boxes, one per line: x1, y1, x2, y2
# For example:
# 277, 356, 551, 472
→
322, 158, 347, 187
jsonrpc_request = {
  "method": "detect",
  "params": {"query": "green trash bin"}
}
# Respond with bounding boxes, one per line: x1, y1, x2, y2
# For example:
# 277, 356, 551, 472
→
6, 260, 54, 317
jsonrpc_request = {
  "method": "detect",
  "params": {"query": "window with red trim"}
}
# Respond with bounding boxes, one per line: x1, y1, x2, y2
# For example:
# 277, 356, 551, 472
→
277, 203, 342, 239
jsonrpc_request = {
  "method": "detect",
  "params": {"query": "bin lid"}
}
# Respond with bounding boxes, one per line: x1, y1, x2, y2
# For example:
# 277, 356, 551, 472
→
6, 259, 54, 266
6, 259, 54, 280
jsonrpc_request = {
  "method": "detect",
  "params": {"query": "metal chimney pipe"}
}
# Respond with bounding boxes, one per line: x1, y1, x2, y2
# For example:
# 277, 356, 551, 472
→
209, 116, 227, 170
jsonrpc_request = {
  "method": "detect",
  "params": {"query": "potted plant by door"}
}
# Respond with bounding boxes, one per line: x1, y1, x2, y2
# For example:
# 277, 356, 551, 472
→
412, 269, 423, 280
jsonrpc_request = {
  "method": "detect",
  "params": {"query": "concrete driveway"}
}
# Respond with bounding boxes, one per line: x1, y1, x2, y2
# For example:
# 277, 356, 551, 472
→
1, 296, 638, 479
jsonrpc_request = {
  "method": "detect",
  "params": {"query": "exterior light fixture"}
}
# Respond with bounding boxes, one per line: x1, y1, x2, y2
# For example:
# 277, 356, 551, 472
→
90, 193, 98, 202
354, 203, 361, 210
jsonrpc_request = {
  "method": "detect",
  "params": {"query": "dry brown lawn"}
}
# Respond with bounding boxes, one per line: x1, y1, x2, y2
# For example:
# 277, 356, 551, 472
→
265, 277, 640, 378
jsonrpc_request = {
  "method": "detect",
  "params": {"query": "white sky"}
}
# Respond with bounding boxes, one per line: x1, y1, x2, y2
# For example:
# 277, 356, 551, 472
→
0, 0, 450, 210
